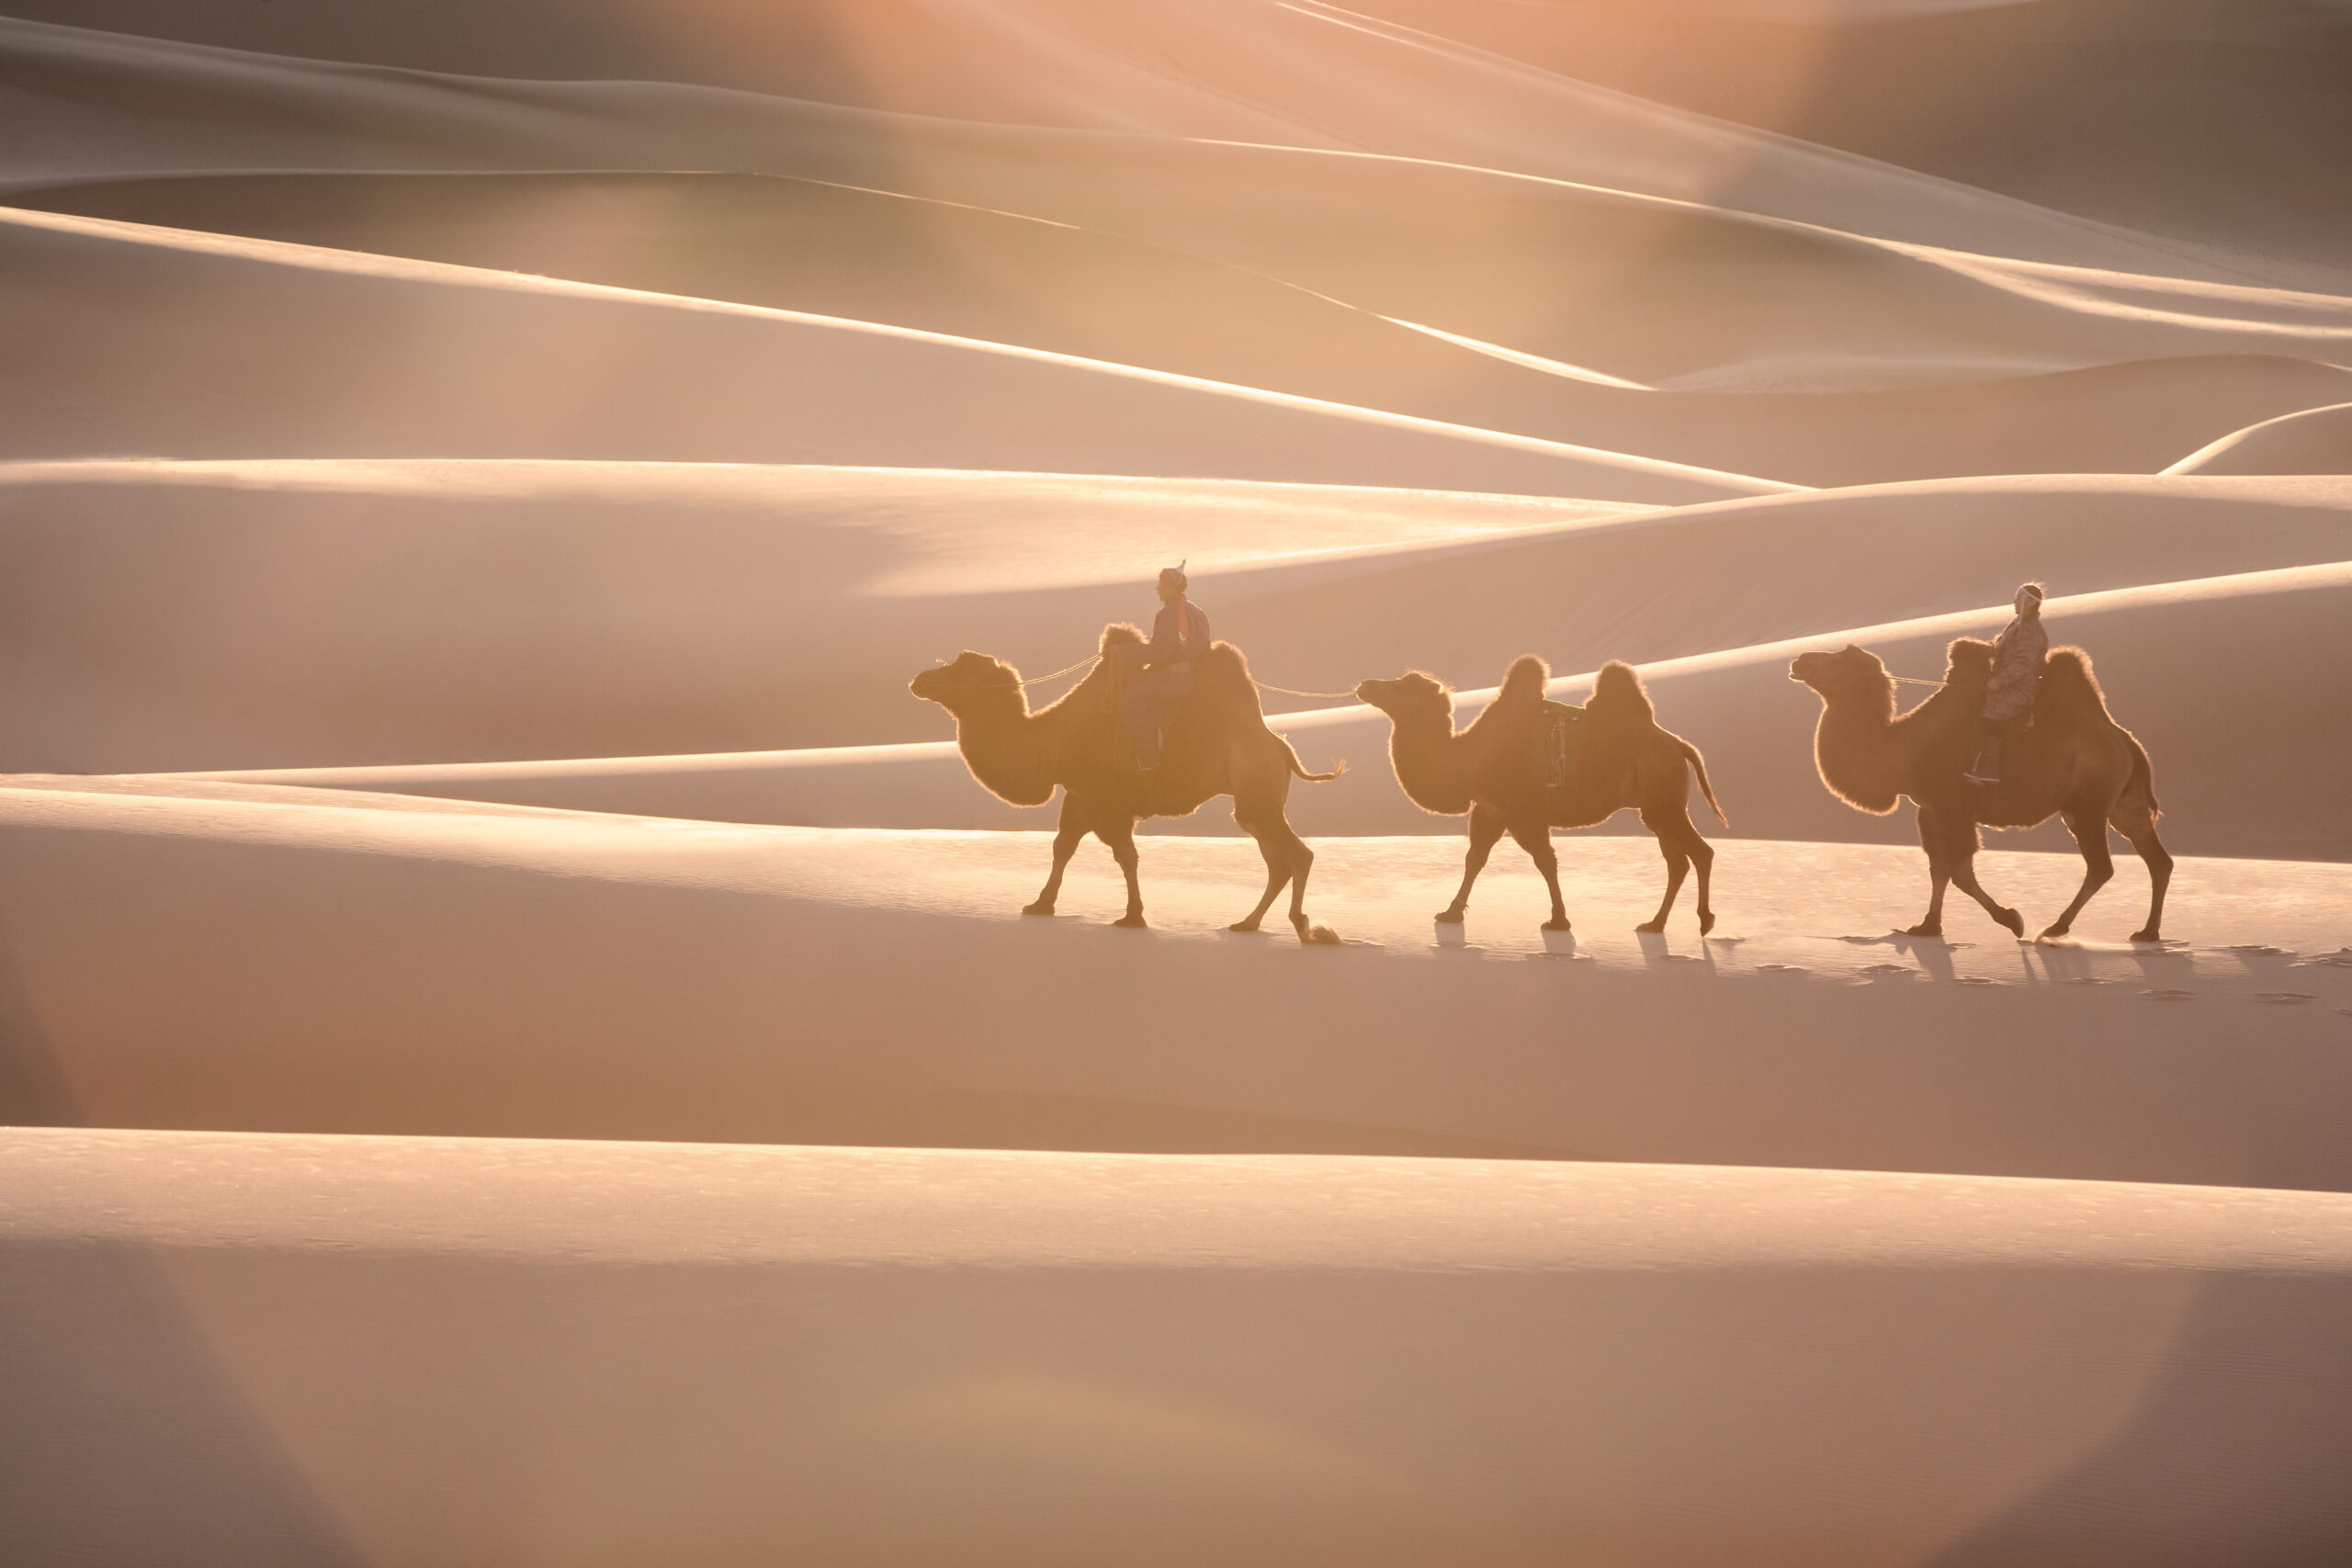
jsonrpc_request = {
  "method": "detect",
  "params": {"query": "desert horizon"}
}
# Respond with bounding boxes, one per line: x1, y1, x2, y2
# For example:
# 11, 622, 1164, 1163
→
4, 2, 2350, 1562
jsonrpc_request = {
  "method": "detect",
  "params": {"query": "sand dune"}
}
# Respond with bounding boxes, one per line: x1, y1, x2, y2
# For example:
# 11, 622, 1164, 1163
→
0, 204, 1792, 508
6, 784, 2352, 1184
13, 172, 2350, 482
17, 463, 2343, 841
2165, 401, 2352, 478
7, 1127, 2352, 1565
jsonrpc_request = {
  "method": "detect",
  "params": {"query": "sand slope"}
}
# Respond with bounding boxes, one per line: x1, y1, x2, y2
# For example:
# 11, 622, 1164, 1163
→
2165, 401, 2352, 477
6, 784, 2351, 1186
7, 462, 2349, 773
7, 1127, 2352, 1565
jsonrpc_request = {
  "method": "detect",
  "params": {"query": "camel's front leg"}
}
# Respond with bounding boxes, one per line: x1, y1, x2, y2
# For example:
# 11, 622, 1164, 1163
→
1507, 818, 1570, 931
1099, 818, 1148, 928
1437, 803, 1508, 924
1024, 796, 1087, 916
1907, 802, 1951, 937
2039, 807, 2115, 940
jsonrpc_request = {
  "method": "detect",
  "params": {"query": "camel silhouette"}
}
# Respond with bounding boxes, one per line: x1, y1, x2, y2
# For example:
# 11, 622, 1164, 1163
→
1355, 657, 1724, 933
911, 624, 1344, 942
1790, 639, 2170, 942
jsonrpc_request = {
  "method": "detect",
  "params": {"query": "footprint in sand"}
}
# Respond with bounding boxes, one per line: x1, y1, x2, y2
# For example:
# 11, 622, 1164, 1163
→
2229, 944, 2294, 958
2144, 988, 2196, 1002
2061, 976, 2109, 986
2254, 992, 2316, 1005
1756, 964, 1806, 975
1858, 964, 1915, 979
1954, 976, 1999, 987
2293, 950, 2352, 969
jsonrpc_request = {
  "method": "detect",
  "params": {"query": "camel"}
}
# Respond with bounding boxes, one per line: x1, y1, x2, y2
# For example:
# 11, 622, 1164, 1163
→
1354, 657, 1725, 933
1789, 639, 2170, 942
910, 624, 1345, 943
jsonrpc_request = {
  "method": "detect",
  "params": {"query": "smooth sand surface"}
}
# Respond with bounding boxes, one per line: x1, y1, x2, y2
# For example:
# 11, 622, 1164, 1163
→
6, 2, 2350, 1559
7, 784, 2350, 1187
7, 1127, 2352, 1565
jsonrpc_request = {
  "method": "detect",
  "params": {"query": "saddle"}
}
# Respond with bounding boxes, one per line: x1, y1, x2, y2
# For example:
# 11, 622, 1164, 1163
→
1537, 699, 1585, 791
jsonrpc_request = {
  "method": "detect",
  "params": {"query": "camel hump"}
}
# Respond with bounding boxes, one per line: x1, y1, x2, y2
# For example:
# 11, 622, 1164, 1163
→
1101, 622, 1145, 653
2038, 646, 2111, 718
1498, 655, 1550, 707
1588, 660, 1655, 723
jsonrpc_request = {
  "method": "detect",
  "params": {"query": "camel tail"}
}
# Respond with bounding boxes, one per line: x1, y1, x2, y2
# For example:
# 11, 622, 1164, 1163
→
1281, 732, 1345, 783
1680, 738, 1727, 826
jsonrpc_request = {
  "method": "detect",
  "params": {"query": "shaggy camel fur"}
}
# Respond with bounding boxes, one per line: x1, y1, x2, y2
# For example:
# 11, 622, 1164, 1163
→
1790, 640, 2170, 942
1355, 657, 1725, 933
910, 624, 1344, 942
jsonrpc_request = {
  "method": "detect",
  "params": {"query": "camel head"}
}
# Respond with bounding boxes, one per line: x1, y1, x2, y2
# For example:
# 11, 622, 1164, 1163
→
910, 651, 1023, 719
1788, 645, 1891, 708
1354, 671, 1454, 731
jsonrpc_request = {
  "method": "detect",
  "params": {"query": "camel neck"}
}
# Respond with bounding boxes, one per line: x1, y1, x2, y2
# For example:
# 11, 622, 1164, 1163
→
1388, 710, 1476, 817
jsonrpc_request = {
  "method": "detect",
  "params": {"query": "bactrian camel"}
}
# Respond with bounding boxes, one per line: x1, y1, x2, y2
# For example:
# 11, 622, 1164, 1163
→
1354, 657, 1725, 933
1790, 639, 2169, 942
910, 624, 1345, 943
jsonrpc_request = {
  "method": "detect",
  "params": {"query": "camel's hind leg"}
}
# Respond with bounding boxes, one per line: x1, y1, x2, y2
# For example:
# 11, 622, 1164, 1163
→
1635, 801, 1717, 935
1908, 802, 1953, 937
2040, 807, 2116, 940
1096, 818, 1148, 929
1025, 795, 1090, 916
2110, 799, 2173, 943
1437, 802, 1508, 924
1506, 818, 1570, 931
1939, 812, 2026, 938
1229, 786, 1311, 937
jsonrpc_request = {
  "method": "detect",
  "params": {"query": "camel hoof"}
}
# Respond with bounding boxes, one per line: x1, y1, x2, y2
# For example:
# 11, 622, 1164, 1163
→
2129, 928, 2163, 944
1541, 918, 1572, 932
2038, 923, 2071, 942
1303, 925, 1342, 947
1113, 914, 1148, 930
1904, 921, 1942, 939
1634, 919, 1667, 934
1228, 919, 1264, 934
1434, 910, 1465, 925
1996, 908, 2026, 939
1022, 902, 1057, 917
1699, 910, 1717, 936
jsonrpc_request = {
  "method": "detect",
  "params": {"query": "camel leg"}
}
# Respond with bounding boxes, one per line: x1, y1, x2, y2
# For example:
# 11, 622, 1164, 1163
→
1228, 794, 1293, 934
1098, 818, 1148, 929
1263, 815, 1332, 944
1024, 796, 1089, 916
2040, 807, 2117, 940
1506, 818, 1570, 931
1437, 802, 1508, 924
1667, 808, 1717, 935
1908, 802, 1952, 937
1940, 814, 2026, 938
1634, 804, 1695, 933
2110, 801, 2173, 943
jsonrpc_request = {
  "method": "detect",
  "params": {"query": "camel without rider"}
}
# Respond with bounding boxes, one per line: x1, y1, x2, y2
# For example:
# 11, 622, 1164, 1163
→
1355, 657, 1725, 933
1789, 639, 2170, 941
910, 624, 1345, 943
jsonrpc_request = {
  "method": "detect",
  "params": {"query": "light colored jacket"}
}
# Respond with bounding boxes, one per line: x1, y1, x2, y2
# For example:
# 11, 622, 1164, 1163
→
1982, 614, 2048, 721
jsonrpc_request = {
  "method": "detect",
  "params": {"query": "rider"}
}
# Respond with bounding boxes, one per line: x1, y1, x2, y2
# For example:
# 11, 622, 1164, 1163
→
1964, 581, 2047, 784
1118, 564, 1211, 771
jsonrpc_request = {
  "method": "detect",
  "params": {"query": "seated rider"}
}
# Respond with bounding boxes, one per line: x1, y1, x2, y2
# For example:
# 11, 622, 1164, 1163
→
1964, 581, 2046, 784
1116, 563, 1212, 771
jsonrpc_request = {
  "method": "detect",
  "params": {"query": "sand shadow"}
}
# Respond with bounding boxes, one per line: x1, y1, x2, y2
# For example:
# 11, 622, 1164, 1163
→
1926, 1272, 2352, 1563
